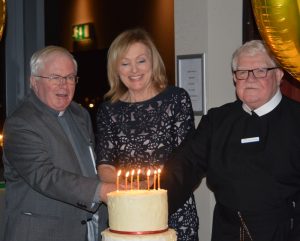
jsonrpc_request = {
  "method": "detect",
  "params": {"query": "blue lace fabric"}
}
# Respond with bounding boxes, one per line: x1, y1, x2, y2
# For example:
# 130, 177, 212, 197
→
96, 86, 199, 241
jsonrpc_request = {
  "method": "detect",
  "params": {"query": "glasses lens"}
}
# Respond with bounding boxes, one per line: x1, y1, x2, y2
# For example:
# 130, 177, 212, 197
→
50, 76, 61, 84
235, 70, 248, 80
253, 68, 267, 78
66, 76, 75, 82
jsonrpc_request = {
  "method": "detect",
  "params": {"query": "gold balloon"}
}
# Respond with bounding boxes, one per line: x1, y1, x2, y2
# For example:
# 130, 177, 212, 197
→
0, 0, 5, 41
252, 0, 300, 81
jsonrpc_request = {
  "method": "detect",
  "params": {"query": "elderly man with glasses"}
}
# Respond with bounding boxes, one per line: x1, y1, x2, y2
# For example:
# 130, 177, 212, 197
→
162, 40, 300, 241
1, 46, 116, 241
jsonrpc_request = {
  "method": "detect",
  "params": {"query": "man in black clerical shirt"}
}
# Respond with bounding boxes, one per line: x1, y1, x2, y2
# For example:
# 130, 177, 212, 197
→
162, 40, 300, 241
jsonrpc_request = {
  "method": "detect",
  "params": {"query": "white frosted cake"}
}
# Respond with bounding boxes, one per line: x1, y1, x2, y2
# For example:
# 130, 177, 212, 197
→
102, 189, 177, 241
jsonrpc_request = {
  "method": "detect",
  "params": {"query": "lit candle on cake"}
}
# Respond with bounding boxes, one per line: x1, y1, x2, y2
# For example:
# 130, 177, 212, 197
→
125, 171, 130, 190
137, 169, 141, 190
130, 169, 135, 190
147, 169, 151, 190
158, 168, 161, 189
116, 170, 121, 191
153, 170, 157, 189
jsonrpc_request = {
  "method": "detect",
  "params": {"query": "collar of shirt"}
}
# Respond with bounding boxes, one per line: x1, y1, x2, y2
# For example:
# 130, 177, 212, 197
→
242, 90, 282, 117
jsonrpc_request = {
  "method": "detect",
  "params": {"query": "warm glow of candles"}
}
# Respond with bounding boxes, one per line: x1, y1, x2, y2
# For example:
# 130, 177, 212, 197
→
130, 169, 135, 190
137, 169, 141, 190
116, 170, 121, 191
125, 171, 130, 190
158, 168, 161, 189
147, 169, 151, 190
153, 170, 157, 189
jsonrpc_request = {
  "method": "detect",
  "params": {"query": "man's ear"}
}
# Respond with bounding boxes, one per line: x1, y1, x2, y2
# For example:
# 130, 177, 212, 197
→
276, 68, 284, 85
30, 76, 38, 92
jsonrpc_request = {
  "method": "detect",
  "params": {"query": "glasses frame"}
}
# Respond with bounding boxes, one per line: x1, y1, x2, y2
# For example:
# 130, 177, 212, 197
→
34, 75, 79, 85
233, 67, 278, 80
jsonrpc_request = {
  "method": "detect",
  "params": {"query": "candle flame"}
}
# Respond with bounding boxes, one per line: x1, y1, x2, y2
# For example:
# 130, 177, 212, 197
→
131, 169, 135, 175
158, 168, 161, 174
147, 169, 151, 176
117, 170, 122, 177
137, 169, 141, 174
126, 171, 130, 177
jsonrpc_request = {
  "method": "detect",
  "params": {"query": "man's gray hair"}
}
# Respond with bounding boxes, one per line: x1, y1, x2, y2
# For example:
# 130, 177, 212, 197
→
30, 45, 77, 76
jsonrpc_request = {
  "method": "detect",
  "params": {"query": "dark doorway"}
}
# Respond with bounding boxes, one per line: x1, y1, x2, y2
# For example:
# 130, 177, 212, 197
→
73, 49, 109, 129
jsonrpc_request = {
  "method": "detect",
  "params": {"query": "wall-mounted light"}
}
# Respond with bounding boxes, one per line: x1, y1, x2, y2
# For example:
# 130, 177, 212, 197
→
72, 23, 94, 41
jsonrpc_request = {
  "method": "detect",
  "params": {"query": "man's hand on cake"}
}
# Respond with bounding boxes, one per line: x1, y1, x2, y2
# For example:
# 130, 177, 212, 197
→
99, 182, 117, 203
98, 164, 117, 183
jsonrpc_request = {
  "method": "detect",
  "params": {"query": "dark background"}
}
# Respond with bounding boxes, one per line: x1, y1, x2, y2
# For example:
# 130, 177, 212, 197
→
1, 1, 300, 181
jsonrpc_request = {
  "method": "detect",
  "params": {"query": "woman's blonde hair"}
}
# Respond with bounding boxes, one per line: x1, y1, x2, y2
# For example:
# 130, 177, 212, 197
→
105, 28, 168, 102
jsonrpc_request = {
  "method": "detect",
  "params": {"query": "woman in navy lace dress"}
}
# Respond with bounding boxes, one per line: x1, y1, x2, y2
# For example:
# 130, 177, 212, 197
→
95, 28, 199, 241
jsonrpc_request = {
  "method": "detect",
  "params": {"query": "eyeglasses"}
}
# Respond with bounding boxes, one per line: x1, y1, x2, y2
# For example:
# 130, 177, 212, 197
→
34, 75, 79, 85
233, 67, 278, 80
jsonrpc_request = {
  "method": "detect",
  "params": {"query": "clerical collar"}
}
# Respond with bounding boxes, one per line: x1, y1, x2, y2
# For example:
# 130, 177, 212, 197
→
242, 90, 282, 117
58, 111, 65, 117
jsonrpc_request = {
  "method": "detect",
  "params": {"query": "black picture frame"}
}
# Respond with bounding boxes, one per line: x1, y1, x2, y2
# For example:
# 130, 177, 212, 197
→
177, 53, 206, 116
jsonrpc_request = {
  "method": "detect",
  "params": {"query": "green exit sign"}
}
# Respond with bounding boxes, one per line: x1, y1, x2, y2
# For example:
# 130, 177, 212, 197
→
72, 23, 93, 41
